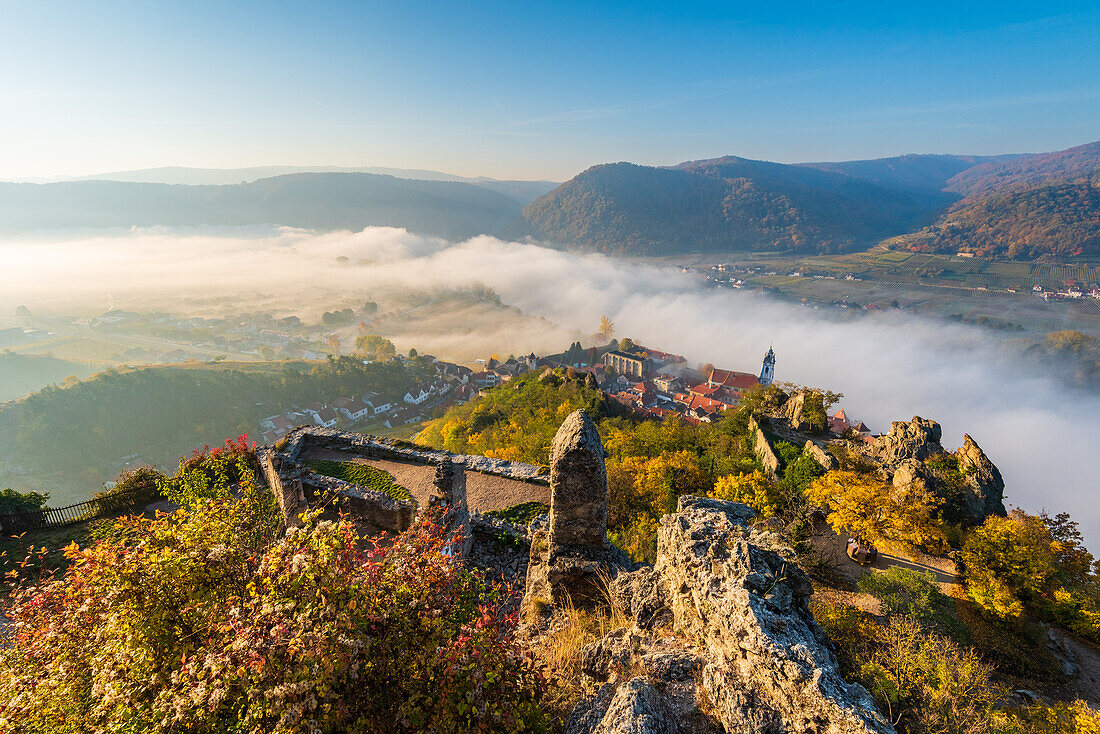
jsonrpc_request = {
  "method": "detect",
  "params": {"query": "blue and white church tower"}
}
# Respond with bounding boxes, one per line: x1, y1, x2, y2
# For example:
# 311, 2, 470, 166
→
760, 347, 775, 386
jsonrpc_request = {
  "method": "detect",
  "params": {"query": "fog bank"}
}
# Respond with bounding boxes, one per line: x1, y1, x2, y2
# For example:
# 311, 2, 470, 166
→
2, 226, 1096, 547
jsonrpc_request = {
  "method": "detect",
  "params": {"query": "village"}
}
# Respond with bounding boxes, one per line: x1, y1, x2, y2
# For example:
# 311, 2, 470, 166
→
255, 339, 875, 445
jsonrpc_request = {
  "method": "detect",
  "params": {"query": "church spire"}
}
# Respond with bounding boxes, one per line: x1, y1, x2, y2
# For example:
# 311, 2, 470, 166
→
760, 346, 775, 386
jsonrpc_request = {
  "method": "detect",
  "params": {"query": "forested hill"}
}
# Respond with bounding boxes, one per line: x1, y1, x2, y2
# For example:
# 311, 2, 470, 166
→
944, 140, 1100, 198
799, 153, 1018, 195
0, 358, 421, 500
0, 173, 523, 240
521, 157, 943, 256
905, 179, 1100, 259
521, 141, 1100, 260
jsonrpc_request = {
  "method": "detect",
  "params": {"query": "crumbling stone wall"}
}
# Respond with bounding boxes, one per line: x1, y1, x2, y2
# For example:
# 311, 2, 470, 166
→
260, 426, 549, 552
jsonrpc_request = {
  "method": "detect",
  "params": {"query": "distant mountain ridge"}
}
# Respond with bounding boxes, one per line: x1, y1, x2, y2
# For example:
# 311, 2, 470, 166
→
3, 142, 1098, 259
0, 173, 525, 240
11, 165, 559, 206
521, 141, 1100, 259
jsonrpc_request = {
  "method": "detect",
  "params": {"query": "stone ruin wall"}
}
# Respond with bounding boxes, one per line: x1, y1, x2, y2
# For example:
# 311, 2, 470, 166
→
259, 426, 549, 545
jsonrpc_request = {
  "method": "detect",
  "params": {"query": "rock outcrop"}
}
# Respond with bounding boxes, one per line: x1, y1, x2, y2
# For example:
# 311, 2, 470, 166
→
863, 417, 1006, 524
654, 496, 894, 733
550, 409, 609, 548
524, 410, 631, 613
869, 416, 942, 466
955, 434, 1007, 519
805, 440, 839, 471
562, 496, 893, 733
749, 416, 781, 480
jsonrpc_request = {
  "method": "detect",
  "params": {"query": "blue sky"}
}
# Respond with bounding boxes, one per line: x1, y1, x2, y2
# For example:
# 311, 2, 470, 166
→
2, 1, 1099, 180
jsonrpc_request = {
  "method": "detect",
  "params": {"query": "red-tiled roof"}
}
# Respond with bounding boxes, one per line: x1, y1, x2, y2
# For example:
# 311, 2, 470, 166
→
708, 369, 760, 391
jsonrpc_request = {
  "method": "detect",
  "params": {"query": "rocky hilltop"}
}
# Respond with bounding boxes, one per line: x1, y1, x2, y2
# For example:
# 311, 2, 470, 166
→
520, 410, 895, 733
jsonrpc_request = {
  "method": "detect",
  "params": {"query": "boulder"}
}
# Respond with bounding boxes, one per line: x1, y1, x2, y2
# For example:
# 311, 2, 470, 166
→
777, 390, 811, 432
581, 627, 640, 681
593, 678, 671, 734
805, 440, 839, 471
954, 434, 1006, 521
870, 416, 942, 467
568, 678, 671, 734
654, 496, 895, 733
640, 651, 700, 682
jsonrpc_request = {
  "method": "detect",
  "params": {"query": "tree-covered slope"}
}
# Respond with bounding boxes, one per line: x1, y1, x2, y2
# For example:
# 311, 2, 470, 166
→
0, 358, 420, 492
905, 179, 1100, 259
945, 140, 1100, 199
0, 352, 95, 403
521, 156, 948, 256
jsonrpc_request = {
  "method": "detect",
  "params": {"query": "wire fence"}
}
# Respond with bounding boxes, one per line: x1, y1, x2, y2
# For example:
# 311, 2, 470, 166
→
0, 488, 150, 534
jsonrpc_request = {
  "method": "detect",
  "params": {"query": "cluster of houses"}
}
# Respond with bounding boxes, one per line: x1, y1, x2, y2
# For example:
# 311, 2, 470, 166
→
597, 344, 776, 425
257, 358, 476, 443
1032, 281, 1100, 301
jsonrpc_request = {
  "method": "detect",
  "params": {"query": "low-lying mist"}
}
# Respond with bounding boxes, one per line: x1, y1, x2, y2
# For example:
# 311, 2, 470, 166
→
2, 226, 1097, 548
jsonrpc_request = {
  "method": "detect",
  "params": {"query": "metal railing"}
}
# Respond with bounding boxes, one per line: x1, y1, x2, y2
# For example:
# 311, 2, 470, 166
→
0, 488, 150, 533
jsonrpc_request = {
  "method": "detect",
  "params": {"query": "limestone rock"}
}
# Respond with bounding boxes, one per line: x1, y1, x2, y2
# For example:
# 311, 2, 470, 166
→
655, 496, 895, 734
777, 390, 812, 432
593, 678, 671, 734
550, 409, 608, 548
955, 434, 1006, 521
805, 440, 839, 471
870, 416, 942, 467
891, 458, 932, 490
581, 627, 640, 681
749, 415, 781, 481
640, 651, 699, 682
609, 566, 670, 629
586, 371, 600, 390
523, 410, 630, 615
566, 682, 619, 734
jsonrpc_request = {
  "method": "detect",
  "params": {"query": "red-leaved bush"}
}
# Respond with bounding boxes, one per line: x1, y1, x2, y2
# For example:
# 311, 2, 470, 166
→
0, 476, 546, 733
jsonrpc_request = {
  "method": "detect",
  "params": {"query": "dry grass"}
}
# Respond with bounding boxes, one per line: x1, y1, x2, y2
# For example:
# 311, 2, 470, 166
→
537, 580, 630, 730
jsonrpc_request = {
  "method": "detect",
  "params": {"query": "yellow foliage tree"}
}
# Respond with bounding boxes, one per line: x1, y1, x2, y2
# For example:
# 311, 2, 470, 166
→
712, 471, 780, 518
599, 315, 615, 340
961, 511, 1057, 620
805, 470, 947, 552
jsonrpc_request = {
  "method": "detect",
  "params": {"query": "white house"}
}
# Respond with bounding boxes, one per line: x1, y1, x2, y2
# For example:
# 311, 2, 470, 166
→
307, 406, 339, 428
404, 384, 433, 405
340, 398, 373, 422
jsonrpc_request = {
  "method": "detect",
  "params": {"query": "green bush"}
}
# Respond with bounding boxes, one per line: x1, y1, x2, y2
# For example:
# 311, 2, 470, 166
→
0, 488, 49, 515
306, 459, 413, 503
858, 567, 968, 641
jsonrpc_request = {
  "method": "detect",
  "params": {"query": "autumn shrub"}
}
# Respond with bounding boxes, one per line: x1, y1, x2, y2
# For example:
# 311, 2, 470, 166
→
90, 465, 166, 515
0, 488, 49, 515
860, 617, 1001, 734
711, 470, 780, 518
807, 470, 948, 553
0, 487, 546, 733
961, 510, 1100, 644
858, 567, 968, 642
